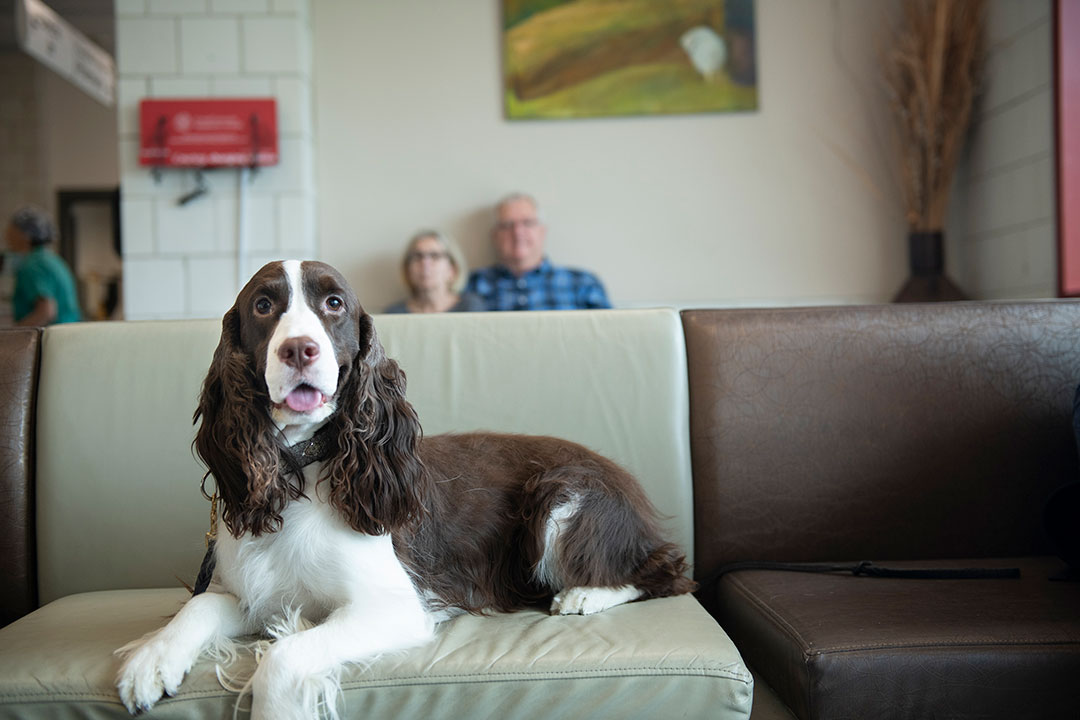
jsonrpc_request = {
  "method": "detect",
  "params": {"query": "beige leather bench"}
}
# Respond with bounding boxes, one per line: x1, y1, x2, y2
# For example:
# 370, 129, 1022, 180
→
0, 309, 754, 719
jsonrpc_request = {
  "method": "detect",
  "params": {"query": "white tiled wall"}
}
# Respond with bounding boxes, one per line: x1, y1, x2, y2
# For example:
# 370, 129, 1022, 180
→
115, 0, 315, 320
954, 0, 1057, 299
180, 18, 242, 74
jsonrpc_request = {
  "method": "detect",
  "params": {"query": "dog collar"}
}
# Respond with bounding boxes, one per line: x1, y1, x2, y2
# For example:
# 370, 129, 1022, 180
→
282, 422, 335, 468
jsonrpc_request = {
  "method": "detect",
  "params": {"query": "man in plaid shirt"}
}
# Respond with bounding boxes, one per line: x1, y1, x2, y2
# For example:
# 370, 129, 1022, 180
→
465, 193, 611, 311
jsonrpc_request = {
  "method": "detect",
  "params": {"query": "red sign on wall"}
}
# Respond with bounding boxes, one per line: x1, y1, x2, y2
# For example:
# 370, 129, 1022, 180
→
139, 98, 278, 168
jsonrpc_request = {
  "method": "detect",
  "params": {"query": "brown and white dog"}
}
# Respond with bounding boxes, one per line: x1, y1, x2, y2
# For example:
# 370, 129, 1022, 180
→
115, 260, 694, 719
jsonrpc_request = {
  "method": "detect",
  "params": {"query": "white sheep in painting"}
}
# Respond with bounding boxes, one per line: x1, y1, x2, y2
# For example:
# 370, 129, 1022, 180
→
680, 25, 727, 82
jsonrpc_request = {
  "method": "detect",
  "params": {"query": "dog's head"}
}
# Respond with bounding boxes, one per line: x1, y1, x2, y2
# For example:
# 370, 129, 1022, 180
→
195, 260, 425, 538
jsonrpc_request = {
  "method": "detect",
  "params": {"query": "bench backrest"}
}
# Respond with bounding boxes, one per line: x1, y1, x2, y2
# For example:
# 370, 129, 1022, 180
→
684, 302, 1080, 579
32, 309, 693, 604
0, 328, 41, 625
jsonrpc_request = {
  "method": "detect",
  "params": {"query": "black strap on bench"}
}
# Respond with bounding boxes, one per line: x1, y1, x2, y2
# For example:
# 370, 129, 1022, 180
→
700, 560, 1020, 589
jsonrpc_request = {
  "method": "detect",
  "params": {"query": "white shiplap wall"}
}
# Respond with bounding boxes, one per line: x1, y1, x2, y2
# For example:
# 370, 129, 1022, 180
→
954, 0, 1057, 299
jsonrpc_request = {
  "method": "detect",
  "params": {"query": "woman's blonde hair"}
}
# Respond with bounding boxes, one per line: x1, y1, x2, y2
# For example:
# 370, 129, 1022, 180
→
401, 229, 468, 294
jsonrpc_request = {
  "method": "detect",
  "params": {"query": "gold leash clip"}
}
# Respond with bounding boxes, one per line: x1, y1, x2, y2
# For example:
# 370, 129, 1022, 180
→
205, 493, 218, 547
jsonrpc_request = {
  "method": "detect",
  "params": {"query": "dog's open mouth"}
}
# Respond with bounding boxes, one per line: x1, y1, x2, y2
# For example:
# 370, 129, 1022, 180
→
278, 384, 329, 413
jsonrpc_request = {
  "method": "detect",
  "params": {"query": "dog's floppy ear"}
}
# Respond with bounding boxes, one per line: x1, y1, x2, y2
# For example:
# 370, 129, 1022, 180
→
194, 306, 300, 537
325, 311, 426, 534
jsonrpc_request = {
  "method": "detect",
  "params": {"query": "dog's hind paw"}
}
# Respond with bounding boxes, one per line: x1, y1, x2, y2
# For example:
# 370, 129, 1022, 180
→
551, 585, 642, 615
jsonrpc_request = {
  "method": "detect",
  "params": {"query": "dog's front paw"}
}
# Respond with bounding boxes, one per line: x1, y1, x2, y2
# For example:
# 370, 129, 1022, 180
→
250, 643, 331, 720
115, 631, 195, 714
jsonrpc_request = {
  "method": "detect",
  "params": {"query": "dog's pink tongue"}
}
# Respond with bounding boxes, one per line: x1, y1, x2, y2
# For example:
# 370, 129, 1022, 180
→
285, 386, 323, 413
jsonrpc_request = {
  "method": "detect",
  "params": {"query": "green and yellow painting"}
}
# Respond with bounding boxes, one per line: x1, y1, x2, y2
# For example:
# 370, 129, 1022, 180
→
503, 0, 757, 120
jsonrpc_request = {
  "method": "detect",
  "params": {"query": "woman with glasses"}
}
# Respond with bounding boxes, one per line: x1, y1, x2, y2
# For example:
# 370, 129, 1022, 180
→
384, 230, 485, 314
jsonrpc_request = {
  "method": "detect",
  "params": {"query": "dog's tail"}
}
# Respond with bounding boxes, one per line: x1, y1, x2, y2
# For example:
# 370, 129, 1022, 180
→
634, 542, 697, 599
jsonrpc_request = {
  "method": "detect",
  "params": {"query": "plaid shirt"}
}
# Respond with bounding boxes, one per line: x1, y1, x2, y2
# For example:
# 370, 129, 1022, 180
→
465, 258, 611, 311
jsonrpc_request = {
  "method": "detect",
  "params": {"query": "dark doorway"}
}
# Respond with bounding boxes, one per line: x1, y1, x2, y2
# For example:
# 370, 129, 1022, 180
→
57, 187, 121, 320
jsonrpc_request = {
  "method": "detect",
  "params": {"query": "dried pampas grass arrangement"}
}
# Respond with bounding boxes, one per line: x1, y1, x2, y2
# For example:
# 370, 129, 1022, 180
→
884, 0, 987, 232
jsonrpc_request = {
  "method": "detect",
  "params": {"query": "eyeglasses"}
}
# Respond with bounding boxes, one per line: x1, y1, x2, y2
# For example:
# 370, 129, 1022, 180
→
407, 250, 449, 263
495, 218, 539, 232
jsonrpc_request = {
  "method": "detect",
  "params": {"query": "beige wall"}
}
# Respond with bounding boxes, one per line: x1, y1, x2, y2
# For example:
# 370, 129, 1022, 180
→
0, 57, 118, 218
40, 68, 119, 194
312, 0, 911, 310
5, 0, 1058, 318
0, 54, 47, 226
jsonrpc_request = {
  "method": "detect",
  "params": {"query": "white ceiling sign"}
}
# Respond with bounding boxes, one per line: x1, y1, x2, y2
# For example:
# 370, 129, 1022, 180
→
15, 0, 115, 107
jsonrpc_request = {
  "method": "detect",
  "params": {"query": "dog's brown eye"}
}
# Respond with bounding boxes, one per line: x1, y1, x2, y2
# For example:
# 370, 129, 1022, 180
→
325, 296, 344, 312
254, 298, 273, 316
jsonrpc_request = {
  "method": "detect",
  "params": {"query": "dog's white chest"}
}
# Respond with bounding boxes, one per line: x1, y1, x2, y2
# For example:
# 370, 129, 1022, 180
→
213, 475, 419, 623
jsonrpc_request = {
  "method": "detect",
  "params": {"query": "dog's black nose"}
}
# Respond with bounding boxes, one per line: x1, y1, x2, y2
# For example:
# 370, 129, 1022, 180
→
278, 336, 320, 369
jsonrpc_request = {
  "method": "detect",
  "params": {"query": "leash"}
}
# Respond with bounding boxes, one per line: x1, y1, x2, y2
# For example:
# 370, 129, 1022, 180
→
698, 560, 1020, 590
192, 493, 218, 596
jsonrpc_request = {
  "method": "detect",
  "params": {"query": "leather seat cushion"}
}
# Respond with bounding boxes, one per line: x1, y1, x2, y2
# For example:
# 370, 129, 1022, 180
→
710, 556, 1080, 720
0, 589, 751, 719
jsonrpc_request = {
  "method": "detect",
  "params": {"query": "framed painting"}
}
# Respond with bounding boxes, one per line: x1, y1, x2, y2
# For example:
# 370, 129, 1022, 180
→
502, 0, 757, 120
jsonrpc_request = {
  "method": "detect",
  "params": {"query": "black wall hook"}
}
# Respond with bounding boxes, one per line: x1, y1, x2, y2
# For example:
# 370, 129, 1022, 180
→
177, 169, 209, 206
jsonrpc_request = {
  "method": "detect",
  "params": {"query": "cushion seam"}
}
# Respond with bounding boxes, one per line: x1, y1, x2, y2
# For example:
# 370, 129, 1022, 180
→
340, 666, 754, 689
0, 667, 754, 703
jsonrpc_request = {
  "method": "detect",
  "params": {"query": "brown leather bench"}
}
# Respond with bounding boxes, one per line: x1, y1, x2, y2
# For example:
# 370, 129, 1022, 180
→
684, 303, 1080, 720
0, 328, 40, 628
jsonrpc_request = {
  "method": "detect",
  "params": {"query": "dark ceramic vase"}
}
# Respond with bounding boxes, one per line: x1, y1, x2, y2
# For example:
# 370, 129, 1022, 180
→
892, 231, 968, 303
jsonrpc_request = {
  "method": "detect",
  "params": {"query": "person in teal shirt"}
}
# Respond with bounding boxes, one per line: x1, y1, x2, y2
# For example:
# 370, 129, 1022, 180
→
4, 206, 81, 326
